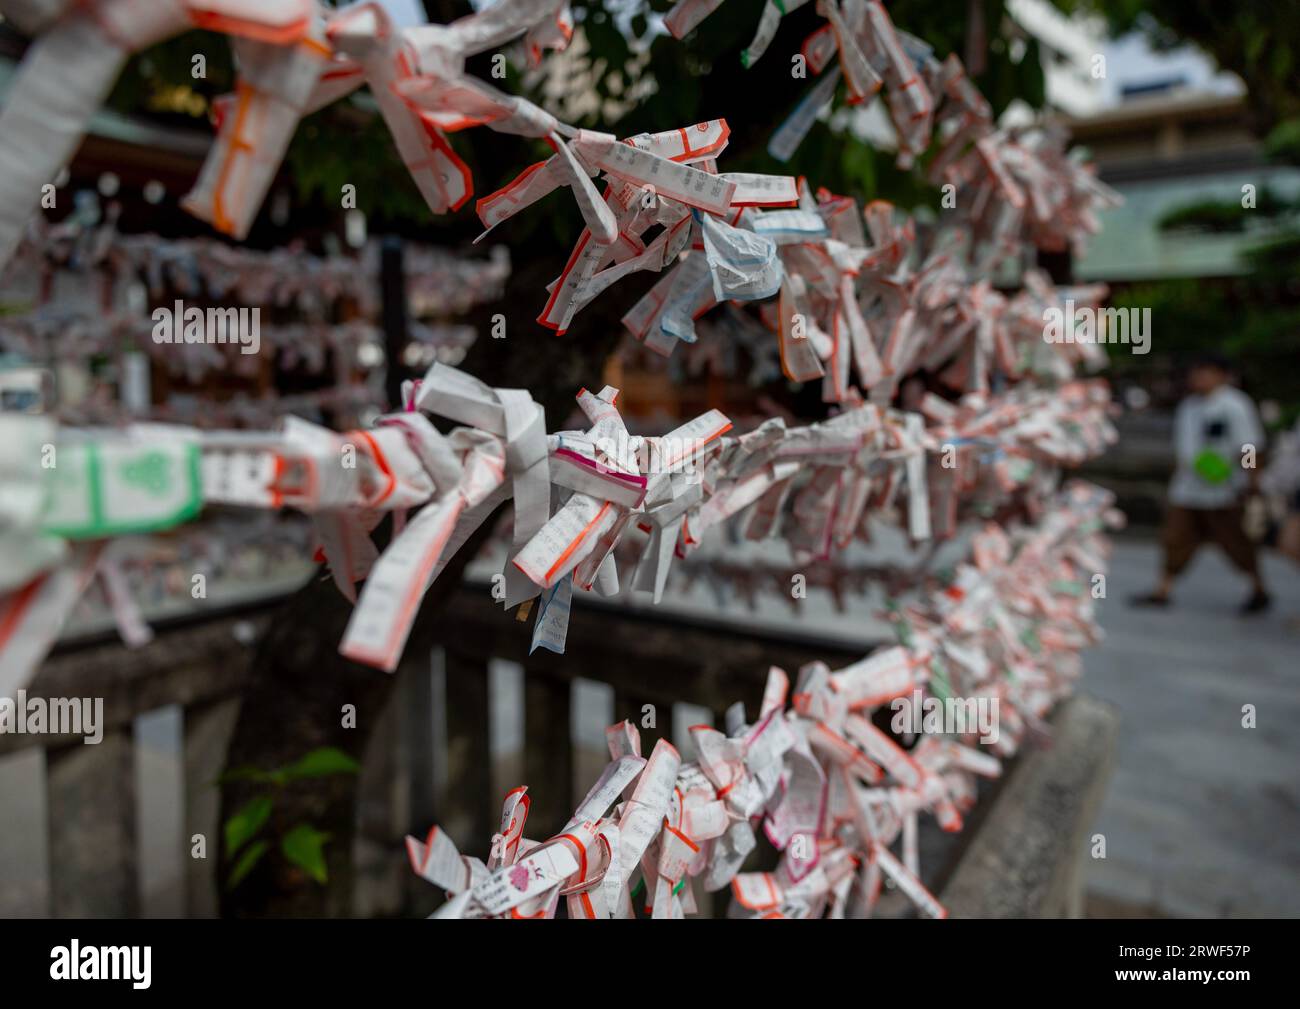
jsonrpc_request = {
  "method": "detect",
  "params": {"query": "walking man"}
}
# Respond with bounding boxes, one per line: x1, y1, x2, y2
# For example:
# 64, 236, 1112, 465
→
1133, 353, 1271, 614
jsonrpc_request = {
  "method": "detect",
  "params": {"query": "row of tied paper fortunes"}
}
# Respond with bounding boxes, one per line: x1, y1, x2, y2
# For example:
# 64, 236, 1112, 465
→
671, 0, 990, 169
1, 222, 505, 407
0, 1, 1119, 450
477, 123, 1115, 400
0, 1, 1119, 364
483, 5, 1119, 386
0, 359, 1116, 698
4, 222, 511, 325
615, 260, 1109, 399
0, 0, 1124, 916
405, 479, 1121, 919
1, 310, 475, 389
0, 0, 582, 270
669, 0, 1118, 265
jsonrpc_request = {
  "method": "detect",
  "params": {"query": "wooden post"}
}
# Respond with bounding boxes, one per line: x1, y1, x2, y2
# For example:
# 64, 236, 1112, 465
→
522, 670, 573, 839
183, 697, 241, 918
404, 647, 447, 918
135, 705, 185, 918
0, 749, 50, 917
441, 648, 493, 855
402, 645, 437, 833
353, 682, 408, 918
46, 731, 137, 917
380, 236, 408, 410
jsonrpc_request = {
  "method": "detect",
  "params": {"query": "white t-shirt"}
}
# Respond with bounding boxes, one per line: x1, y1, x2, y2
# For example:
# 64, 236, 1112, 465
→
1168, 385, 1264, 509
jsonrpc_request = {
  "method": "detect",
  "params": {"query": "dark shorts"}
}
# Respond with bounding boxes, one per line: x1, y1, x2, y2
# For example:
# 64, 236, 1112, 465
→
1162, 504, 1258, 577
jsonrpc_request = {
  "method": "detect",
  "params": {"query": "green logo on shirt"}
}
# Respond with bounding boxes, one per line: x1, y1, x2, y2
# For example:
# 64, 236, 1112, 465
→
1193, 449, 1232, 485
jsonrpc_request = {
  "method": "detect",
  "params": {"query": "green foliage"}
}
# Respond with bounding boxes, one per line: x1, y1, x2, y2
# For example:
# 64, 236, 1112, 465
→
281, 825, 331, 885
106, 31, 235, 124
219, 745, 358, 788
281, 746, 361, 780
1264, 118, 1300, 166
286, 109, 438, 226
1147, 5, 1300, 412
1243, 230, 1300, 283
1157, 189, 1295, 233
224, 796, 273, 858
219, 747, 358, 891
227, 840, 271, 889
1106, 279, 1300, 411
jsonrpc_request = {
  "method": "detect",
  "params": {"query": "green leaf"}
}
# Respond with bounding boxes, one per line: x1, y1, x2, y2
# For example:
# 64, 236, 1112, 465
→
281, 824, 331, 885
226, 840, 269, 890
1264, 118, 1300, 165
215, 764, 273, 786
280, 746, 360, 781
224, 795, 273, 859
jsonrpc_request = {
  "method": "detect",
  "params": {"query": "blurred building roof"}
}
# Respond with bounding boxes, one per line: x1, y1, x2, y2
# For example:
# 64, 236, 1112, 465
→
1007, 0, 1107, 117
1060, 92, 1300, 283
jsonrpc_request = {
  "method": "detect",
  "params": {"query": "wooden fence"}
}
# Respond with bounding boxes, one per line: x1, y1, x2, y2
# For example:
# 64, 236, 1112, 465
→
0, 580, 875, 918
0, 578, 1117, 918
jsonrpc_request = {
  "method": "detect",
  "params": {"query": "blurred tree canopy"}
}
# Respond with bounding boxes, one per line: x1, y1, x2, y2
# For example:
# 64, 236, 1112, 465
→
1071, 0, 1300, 414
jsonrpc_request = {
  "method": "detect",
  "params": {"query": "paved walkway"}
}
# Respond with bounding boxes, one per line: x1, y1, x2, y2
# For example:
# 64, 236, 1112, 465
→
1084, 536, 1300, 918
